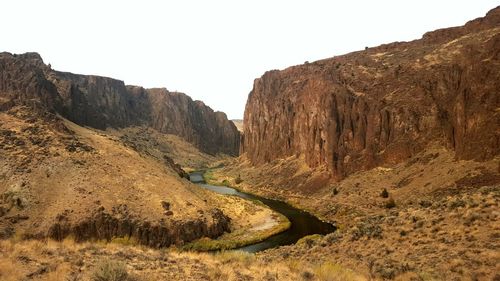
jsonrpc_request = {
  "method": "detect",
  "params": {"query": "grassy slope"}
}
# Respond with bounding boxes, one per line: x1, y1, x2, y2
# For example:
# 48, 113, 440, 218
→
213, 147, 500, 280
0, 107, 221, 240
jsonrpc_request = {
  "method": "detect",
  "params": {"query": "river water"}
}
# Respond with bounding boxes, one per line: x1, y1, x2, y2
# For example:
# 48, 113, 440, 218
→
189, 171, 336, 252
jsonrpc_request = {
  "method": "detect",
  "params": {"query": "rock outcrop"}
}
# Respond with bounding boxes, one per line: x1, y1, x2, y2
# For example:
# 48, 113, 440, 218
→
0, 53, 239, 156
47, 207, 230, 247
242, 7, 500, 180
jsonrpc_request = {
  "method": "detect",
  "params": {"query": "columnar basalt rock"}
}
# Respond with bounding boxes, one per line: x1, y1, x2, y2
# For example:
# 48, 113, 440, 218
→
47, 208, 230, 247
0, 53, 240, 156
242, 7, 500, 180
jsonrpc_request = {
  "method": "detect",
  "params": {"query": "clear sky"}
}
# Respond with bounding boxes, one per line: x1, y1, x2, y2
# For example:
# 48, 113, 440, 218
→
1, 1, 498, 119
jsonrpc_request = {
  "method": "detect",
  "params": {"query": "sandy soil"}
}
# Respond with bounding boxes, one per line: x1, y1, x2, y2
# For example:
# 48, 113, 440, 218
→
250, 216, 278, 232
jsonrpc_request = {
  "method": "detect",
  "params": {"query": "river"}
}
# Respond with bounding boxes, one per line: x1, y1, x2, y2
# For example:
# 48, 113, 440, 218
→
189, 171, 336, 252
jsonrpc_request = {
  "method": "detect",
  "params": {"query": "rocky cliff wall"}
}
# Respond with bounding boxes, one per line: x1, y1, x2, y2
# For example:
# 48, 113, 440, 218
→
0, 53, 239, 155
135, 87, 240, 156
242, 7, 500, 179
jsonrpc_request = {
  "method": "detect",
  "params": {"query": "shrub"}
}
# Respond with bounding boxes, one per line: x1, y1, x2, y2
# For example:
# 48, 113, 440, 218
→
380, 188, 389, 198
351, 218, 383, 240
91, 259, 129, 281
297, 234, 322, 248
324, 232, 342, 244
385, 197, 396, 209
332, 187, 339, 195
235, 175, 243, 184
419, 200, 432, 208
301, 270, 314, 280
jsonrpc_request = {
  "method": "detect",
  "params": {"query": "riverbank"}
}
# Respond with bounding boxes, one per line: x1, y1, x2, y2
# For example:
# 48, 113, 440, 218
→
183, 171, 291, 251
183, 193, 290, 251
209, 148, 500, 280
203, 167, 335, 224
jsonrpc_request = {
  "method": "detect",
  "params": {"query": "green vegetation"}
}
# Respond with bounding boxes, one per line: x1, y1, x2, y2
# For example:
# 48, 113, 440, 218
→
202, 170, 221, 185
203, 169, 235, 188
297, 234, 323, 248
193, 169, 294, 251
183, 214, 291, 251
91, 259, 131, 281
110, 236, 138, 246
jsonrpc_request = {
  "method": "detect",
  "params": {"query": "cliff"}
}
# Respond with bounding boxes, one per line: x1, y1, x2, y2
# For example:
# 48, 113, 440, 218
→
242, 7, 500, 179
0, 53, 239, 156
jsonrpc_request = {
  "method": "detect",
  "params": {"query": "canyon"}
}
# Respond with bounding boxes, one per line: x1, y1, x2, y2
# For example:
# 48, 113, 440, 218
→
0, 53, 247, 250
210, 6, 500, 280
0, 5, 499, 281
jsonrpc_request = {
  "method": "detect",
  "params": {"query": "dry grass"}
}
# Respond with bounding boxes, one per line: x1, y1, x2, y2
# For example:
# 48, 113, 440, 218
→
214, 146, 500, 280
0, 109, 241, 249
215, 251, 254, 267
0, 257, 23, 281
91, 259, 130, 281
0, 239, 303, 280
110, 236, 139, 246
40, 263, 72, 281
313, 262, 363, 281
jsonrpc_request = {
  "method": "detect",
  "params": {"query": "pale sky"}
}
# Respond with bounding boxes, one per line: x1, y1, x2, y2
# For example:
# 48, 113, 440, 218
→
1, 1, 498, 119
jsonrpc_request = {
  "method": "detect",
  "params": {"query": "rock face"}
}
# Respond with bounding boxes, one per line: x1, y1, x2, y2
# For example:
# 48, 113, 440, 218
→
0, 53, 239, 156
47, 208, 230, 247
242, 7, 500, 180
133, 87, 240, 156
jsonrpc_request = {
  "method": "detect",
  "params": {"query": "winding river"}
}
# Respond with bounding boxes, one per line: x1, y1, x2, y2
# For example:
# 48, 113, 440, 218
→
189, 171, 336, 252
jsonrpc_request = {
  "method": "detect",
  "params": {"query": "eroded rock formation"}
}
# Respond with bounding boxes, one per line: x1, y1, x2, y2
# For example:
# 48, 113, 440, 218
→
47, 207, 230, 247
242, 7, 500, 180
0, 53, 239, 156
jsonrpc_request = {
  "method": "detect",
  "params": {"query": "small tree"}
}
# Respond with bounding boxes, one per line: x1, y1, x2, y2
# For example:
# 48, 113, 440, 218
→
380, 188, 389, 198
332, 187, 339, 196
235, 174, 243, 184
